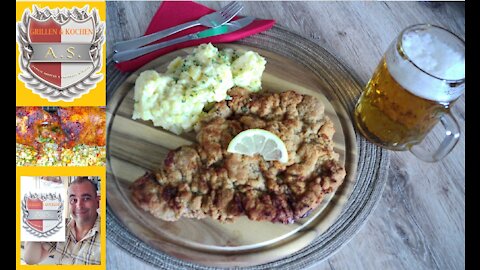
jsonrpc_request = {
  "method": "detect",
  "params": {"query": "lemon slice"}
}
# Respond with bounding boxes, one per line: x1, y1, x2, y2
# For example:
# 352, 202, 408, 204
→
227, 129, 288, 163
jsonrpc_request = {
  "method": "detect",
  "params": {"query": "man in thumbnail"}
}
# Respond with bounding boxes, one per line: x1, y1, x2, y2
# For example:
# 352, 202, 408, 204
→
23, 177, 100, 265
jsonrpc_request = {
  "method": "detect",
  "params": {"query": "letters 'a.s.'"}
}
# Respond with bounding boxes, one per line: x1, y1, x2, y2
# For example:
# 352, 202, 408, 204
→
17, 6, 104, 101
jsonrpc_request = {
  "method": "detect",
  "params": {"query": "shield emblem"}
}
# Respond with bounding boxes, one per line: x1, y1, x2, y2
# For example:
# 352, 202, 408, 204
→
17, 6, 104, 101
22, 193, 63, 236
26, 16, 95, 89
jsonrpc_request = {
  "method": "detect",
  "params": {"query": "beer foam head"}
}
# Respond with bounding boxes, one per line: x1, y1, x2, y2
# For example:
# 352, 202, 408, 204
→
402, 28, 465, 80
387, 25, 465, 102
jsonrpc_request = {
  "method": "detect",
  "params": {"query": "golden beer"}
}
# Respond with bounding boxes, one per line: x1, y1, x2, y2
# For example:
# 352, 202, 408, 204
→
354, 57, 451, 150
354, 24, 464, 156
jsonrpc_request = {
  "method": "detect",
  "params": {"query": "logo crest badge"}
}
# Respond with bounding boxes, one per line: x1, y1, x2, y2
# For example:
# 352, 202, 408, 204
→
17, 6, 104, 101
22, 192, 63, 237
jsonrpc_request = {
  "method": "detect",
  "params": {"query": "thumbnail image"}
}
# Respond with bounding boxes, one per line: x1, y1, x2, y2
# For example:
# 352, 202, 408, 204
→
16, 106, 106, 166
20, 176, 101, 265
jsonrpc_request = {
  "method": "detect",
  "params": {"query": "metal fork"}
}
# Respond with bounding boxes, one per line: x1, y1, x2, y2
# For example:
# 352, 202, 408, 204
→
113, 2, 243, 52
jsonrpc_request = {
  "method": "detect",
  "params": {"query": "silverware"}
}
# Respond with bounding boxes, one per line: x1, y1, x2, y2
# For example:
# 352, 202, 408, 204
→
113, 16, 255, 63
113, 2, 243, 53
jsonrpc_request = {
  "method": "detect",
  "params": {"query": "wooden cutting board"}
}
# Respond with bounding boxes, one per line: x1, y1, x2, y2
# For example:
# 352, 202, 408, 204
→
106, 44, 358, 267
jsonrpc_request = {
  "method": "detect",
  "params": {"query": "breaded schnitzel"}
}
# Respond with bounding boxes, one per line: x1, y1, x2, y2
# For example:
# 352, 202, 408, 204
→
130, 88, 346, 224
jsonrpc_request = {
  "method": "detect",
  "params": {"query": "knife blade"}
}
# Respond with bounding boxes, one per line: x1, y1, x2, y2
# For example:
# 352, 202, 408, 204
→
113, 16, 255, 63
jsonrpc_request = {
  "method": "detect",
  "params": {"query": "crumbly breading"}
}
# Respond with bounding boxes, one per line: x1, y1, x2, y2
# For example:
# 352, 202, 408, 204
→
130, 88, 346, 224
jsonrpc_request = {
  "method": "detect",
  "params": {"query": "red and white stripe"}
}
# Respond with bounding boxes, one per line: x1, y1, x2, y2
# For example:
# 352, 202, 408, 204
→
28, 18, 94, 88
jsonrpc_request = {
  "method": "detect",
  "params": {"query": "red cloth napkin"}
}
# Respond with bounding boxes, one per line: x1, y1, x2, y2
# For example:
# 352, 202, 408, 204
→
115, 1, 276, 72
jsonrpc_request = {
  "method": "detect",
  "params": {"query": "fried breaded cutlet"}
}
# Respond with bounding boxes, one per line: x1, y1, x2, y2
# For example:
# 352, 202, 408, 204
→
130, 88, 346, 224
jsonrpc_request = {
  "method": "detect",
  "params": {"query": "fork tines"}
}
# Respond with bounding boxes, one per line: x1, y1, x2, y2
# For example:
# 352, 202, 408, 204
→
221, 2, 240, 16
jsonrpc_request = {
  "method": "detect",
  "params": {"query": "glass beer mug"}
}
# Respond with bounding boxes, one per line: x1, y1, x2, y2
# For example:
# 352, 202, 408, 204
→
354, 24, 465, 162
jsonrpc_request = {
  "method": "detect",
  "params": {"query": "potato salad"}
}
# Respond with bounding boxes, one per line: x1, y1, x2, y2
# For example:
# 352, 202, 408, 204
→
133, 43, 266, 134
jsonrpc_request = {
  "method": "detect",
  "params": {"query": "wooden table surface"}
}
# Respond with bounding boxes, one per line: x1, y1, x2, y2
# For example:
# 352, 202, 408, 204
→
106, 2, 465, 269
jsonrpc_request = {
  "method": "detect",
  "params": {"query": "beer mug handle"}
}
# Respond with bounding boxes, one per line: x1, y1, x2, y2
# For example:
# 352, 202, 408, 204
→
409, 112, 461, 162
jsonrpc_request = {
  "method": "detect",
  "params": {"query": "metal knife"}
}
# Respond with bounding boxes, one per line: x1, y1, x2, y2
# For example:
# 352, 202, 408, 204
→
113, 16, 255, 63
